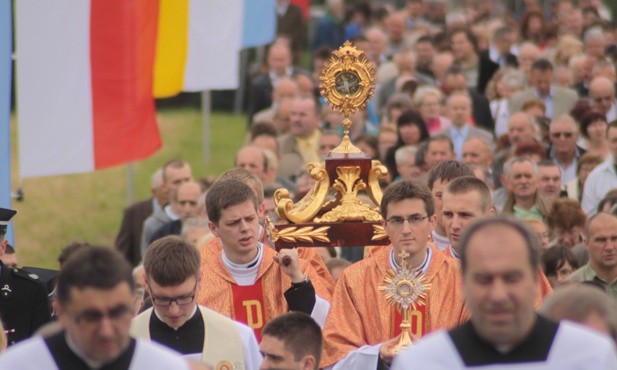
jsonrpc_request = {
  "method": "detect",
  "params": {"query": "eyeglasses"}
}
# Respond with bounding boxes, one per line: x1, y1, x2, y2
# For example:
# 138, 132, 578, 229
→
550, 132, 574, 139
150, 282, 197, 307
386, 215, 429, 227
72, 304, 132, 327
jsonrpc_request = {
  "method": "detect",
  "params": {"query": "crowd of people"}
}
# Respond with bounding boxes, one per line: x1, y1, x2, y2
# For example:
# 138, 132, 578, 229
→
2, 0, 617, 368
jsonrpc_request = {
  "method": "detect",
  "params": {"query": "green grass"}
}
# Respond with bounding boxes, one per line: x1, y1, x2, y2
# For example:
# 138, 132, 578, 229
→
10, 108, 246, 269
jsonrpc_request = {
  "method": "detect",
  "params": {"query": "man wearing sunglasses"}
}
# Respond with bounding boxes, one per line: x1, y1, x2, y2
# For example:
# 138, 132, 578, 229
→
547, 114, 585, 184
320, 180, 466, 369
131, 235, 262, 369
0, 246, 190, 369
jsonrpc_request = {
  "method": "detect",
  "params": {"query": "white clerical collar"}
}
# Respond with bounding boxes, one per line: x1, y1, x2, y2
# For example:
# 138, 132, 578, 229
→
222, 242, 262, 270
153, 305, 198, 330
66, 333, 105, 369
431, 230, 449, 250
389, 247, 431, 276
222, 243, 263, 285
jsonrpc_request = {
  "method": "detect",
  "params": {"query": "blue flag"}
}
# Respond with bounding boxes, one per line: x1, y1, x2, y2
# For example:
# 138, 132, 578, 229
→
242, 0, 275, 48
0, 0, 13, 244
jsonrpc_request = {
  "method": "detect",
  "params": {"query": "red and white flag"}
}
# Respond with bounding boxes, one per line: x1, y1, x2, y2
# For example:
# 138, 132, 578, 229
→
16, 0, 161, 178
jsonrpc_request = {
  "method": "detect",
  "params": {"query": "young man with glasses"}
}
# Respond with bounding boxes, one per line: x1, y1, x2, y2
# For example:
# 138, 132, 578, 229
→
320, 180, 466, 369
131, 235, 262, 369
0, 246, 191, 369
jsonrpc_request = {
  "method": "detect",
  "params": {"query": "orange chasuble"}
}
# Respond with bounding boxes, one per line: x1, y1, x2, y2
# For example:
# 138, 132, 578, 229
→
196, 238, 331, 339
202, 233, 335, 295
321, 246, 467, 368
536, 269, 553, 307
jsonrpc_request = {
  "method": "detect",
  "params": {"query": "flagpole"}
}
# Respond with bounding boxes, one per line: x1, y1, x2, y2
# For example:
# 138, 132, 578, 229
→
0, 0, 14, 244
202, 90, 211, 165
234, 49, 248, 115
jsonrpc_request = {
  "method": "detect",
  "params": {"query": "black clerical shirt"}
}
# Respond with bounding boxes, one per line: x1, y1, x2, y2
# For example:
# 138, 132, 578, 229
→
45, 331, 136, 370
149, 308, 204, 355
448, 315, 559, 366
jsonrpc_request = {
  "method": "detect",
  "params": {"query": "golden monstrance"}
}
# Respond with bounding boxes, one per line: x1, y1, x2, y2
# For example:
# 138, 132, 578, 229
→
379, 250, 431, 353
266, 41, 390, 249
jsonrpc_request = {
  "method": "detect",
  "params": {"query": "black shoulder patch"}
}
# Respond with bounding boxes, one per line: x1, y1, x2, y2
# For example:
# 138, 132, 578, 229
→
11, 268, 48, 289
449, 316, 559, 366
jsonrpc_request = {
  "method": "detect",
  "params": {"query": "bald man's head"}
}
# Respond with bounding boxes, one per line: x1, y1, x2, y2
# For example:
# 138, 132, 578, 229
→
462, 138, 493, 167
508, 112, 536, 148
273, 78, 299, 102
236, 146, 268, 182
589, 76, 615, 115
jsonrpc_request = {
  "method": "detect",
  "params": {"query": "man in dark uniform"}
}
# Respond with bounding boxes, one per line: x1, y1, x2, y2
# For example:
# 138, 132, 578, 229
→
0, 207, 51, 345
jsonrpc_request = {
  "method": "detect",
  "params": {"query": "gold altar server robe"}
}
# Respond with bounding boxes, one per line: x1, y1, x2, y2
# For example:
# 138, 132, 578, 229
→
321, 246, 467, 368
196, 241, 332, 330
200, 236, 335, 295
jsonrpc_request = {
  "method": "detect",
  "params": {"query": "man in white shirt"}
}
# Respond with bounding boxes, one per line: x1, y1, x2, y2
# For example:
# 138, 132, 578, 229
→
440, 93, 493, 161
582, 121, 617, 213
